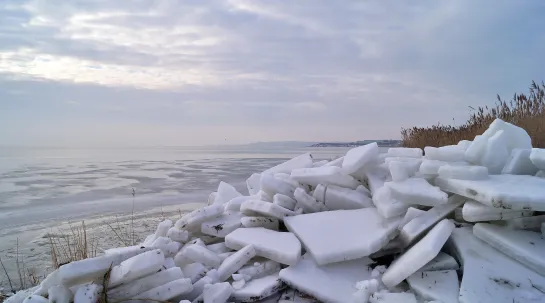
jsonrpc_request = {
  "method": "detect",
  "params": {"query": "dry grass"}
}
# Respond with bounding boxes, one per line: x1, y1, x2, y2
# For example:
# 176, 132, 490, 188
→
401, 81, 545, 148
49, 221, 99, 269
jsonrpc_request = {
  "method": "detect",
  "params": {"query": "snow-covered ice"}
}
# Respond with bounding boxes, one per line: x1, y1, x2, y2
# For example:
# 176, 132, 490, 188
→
284, 208, 400, 265
108, 249, 165, 287
225, 228, 301, 265
22, 295, 48, 303
73, 284, 102, 303
175, 204, 225, 231
419, 159, 448, 175
398, 207, 426, 229
435, 174, 545, 211
47, 285, 72, 303
407, 270, 459, 303
382, 219, 454, 288
461, 200, 534, 222
230, 274, 286, 302
387, 178, 448, 207
473, 223, 545, 276
240, 200, 296, 220
279, 254, 374, 303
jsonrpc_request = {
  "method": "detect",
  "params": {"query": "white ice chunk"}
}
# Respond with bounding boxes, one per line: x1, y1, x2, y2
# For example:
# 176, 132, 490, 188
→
167, 228, 189, 243
291, 166, 360, 189
74, 284, 102, 303
231, 274, 286, 302
499, 214, 545, 231
151, 236, 179, 257
473, 223, 545, 276
530, 148, 545, 170
284, 208, 400, 265
501, 148, 539, 175
104, 245, 154, 256
481, 130, 510, 174
273, 194, 296, 210
418, 252, 459, 272
387, 147, 423, 158
419, 159, 448, 175
201, 211, 243, 238
203, 282, 233, 303
232, 279, 246, 290
133, 278, 193, 301
465, 134, 489, 164
294, 188, 327, 213
382, 219, 454, 288
437, 165, 488, 180
22, 296, 48, 303
48, 285, 72, 303
163, 257, 175, 269
225, 196, 252, 211
260, 174, 296, 198
365, 170, 388, 195
278, 289, 320, 303
264, 153, 314, 175
214, 181, 242, 205
399, 195, 465, 246
388, 161, 409, 182
457, 140, 472, 150
446, 227, 545, 303
387, 178, 448, 207
237, 260, 281, 280
342, 143, 380, 175
356, 184, 371, 197
369, 292, 417, 303
314, 184, 373, 210
240, 216, 279, 230
108, 267, 184, 300
313, 160, 329, 167
398, 207, 426, 230
183, 244, 221, 268
481, 119, 532, 151
218, 252, 234, 262
407, 270, 459, 303
538, 170, 545, 178
225, 228, 301, 266
176, 204, 225, 231
217, 245, 256, 282
424, 145, 466, 162
181, 263, 207, 283
461, 200, 534, 222
179, 276, 213, 301
256, 190, 273, 202
279, 254, 374, 303
323, 156, 345, 167
109, 249, 165, 287
435, 174, 545, 211
247, 173, 262, 195
371, 186, 409, 218
240, 200, 295, 220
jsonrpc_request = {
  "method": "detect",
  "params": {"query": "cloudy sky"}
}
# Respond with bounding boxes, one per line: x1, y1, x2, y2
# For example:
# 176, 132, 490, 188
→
1, 0, 544, 147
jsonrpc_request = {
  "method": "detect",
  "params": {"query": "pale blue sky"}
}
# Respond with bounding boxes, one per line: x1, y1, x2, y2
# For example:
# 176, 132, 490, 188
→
0, 0, 544, 146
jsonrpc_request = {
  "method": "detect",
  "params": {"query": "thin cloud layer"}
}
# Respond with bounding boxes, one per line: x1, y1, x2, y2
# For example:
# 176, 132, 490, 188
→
1, 0, 544, 146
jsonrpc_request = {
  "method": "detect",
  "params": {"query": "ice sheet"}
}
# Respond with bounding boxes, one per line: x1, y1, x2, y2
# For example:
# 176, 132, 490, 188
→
445, 227, 545, 303
108, 267, 184, 300
201, 211, 243, 238
424, 145, 466, 162
371, 185, 409, 218
387, 178, 448, 207
108, 249, 165, 287
247, 173, 262, 195
260, 174, 296, 198
530, 148, 545, 170
387, 147, 422, 158
481, 130, 510, 174
294, 188, 327, 213
461, 200, 534, 222
435, 174, 545, 211
202, 282, 233, 303
263, 153, 314, 175
273, 194, 296, 210
241, 200, 296, 220
217, 245, 256, 282
473, 223, 545, 276
225, 228, 301, 265
465, 135, 488, 164
418, 252, 459, 272
291, 166, 360, 189
407, 270, 459, 303
284, 208, 400, 265
342, 143, 380, 175
279, 254, 374, 303
240, 216, 279, 230
175, 204, 225, 231
213, 181, 242, 205
382, 219, 454, 288
437, 165, 488, 180
481, 119, 532, 151
501, 148, 538, 175
314, 184, 373, 210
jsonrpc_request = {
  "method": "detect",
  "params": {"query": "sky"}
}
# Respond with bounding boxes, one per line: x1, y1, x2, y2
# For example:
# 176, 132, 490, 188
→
0, 0, 544, 147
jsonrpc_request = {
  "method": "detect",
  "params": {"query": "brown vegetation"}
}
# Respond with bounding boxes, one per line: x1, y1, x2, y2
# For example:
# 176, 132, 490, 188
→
401, 81, 545, 148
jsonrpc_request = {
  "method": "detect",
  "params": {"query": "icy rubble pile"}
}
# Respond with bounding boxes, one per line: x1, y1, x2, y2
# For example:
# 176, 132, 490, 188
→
9, 119, 545, 303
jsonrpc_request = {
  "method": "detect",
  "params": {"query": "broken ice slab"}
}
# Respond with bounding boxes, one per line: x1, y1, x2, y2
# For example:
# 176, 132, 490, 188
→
437, 165, 488, 180
260, 174, 296, 198
181, 263, 207, 283
446, 227, 545, 303
382, 219, 454, 288
291, 166, 361, 189
264, 153, 314, 175
406, 270, 459, 303
177, 276, 213, 302
203, 282, 233, 303
388, 161, 412, 182
294, 188, 327, 213
175, 204, 225, 231
108, 267, 184, 301
213, 181, 243, 205
278, 288, 320, 303
313, 184, 373, 210
22, 295, 48, 303
369, 292, 417, 303
133, 278, 193, 302
371, 185, 409, 218
387, 147, 423, 158
398, 207, 426, 230
279, 254, 374, 303
238, 259, 281, 280
465, 135, 489, 164
240, 216, 279, 230
424, 145, 466, 162
182, 244, 221, 268
201, 211, 243, 238
399, 195, 465, 246
387, 178, 448, 207
167, 227, 189, 243
461, 200, 534, 222
225, 227, 301, 266
501, 148, 538, 175
109, 249, 165, 288
530, 148, 545, 169
342, 142, 380, 175
473, 223, 545, 276
225, 196, 254, 212
496, 214, 545, 231
230, 273, 286, 302
481, 130, 510, 174
419, 159, 448, 175
73, 284, 102, 303
241, 200, 296, 220
273, 194, 297, 210
418, 252, 459, 272
48, 285, 72, 303
481, 119, 532, 151
247, 173, 262, 195
284, 208, 400, 265
323, 156, 344, 167
435, 174, 545, 211
217, 245, 256, 282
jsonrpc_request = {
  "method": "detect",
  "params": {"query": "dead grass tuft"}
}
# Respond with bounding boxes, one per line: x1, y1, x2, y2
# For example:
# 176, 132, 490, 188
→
49, 221, 99, 269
